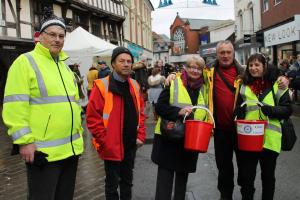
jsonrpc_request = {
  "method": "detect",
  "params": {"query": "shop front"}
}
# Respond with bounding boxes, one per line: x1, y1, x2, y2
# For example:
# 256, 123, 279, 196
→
0, 38, 34, 104
199, 41, 217, 64
263, 15, 300, 66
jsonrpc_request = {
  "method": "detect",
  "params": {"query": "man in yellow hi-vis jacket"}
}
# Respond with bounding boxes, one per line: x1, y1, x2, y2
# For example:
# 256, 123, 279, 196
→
2, 9, 83, 200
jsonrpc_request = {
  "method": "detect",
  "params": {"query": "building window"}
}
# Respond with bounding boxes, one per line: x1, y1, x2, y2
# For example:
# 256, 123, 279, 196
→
73, 12, 88, 30
274, 0, 282, 5
92, 22, 101, 37
172, 28, 185, 55
263, 0, 269, 12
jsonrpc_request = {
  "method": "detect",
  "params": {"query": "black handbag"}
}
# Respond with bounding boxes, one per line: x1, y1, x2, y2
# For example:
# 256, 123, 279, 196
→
281, 118, 297, 151
160, 118, 185, 142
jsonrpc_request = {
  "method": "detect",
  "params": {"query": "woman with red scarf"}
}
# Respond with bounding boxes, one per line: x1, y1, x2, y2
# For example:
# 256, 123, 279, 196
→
234, 53, 292, 200
151, 55, 209, 200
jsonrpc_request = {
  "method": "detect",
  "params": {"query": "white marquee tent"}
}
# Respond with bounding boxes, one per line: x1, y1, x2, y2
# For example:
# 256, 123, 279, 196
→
63, 26, 117, 105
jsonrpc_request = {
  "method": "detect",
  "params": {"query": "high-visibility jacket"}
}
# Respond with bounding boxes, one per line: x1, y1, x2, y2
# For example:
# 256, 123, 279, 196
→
155, 77, 210, 134
239, 82, 287, 153
2, 42, 84, 162
95, 76, 141, 128
87, 75, 146, 161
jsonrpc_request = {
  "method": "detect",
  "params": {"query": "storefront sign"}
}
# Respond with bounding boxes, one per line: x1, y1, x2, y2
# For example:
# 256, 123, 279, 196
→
264, 16, 300, 47
202, 47, 216, 55
2, 45, 16, 50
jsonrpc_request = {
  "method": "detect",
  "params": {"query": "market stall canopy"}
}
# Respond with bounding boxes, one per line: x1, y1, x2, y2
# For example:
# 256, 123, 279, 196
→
63, 26, 117, 57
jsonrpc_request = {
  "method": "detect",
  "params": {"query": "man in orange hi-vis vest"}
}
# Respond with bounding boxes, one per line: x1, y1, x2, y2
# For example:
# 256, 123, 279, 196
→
86, 46, 146, 200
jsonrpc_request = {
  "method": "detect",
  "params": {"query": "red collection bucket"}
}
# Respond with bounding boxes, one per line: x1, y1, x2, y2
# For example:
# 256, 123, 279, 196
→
184, 106, 215, 153
235, 100, 268, 152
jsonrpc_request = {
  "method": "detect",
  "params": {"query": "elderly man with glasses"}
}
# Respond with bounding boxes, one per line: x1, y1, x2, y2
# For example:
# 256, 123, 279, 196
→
2, 9, 83, 200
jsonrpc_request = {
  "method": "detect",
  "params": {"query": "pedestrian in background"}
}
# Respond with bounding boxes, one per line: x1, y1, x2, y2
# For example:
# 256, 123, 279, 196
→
234, 53, 292, 200
132, 58, 149, 102
2, 8, 83, 200
87, 64, 99, 97
98, 60, 111, 78
86, 46, 146, 200
148, 64, 165, 121
151, 55, 210, 200
70, 63, 85, 100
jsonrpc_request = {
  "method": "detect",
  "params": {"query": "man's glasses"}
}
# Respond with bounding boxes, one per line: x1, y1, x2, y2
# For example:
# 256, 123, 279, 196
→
43, 31, 65, 40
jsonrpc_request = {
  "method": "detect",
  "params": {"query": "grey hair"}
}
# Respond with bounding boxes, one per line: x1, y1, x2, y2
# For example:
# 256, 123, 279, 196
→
216, 40, 234, 51
186, 55, 205, 68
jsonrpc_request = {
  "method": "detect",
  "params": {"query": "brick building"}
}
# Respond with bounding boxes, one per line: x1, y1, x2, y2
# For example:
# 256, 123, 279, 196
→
260, 0, 300, 65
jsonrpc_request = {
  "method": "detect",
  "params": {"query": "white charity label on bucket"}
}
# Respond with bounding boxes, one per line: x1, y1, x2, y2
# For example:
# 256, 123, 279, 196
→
237, 123, 265, 135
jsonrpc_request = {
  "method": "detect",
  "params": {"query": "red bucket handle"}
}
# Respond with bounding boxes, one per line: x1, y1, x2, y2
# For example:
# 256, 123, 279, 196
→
183, 106, 215, 128
235, 100, 269, 123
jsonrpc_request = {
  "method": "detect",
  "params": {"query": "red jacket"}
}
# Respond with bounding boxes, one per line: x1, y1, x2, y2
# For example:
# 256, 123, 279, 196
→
86, 75, 146, 161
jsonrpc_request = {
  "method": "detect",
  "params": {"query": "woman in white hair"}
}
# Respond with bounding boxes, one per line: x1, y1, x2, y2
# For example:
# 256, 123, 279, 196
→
151, 55, 211, 200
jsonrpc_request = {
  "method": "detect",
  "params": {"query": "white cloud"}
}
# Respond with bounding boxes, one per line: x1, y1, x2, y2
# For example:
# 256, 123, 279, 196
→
150, 0, 235, 37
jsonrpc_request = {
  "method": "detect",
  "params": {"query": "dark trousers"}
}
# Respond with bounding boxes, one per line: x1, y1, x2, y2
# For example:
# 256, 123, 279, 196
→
214, 129, 238, 199
104, 148, 137, 200
237, 149, 279, 200
155, 166, 189, 200
26, 156, 79, 200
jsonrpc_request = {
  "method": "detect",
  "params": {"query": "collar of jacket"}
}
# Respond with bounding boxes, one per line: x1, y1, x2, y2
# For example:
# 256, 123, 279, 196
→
210, 59, 244, 76
34, 42, 69, 61
108, 72, 131, 95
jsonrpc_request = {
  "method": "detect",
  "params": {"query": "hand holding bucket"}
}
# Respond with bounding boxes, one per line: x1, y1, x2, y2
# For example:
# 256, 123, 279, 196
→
183, 106, 215, 153
236, 100, 268, 152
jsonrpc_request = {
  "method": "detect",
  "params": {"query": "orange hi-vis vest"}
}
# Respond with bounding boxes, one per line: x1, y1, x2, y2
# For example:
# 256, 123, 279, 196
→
92, 76, 141, 150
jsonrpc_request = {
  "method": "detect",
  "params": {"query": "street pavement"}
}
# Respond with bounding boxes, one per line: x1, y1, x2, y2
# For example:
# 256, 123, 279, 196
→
0, 103, 300, 200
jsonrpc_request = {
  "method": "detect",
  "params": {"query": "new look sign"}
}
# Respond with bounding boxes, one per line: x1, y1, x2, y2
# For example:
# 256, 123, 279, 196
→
264, 15, 300, 47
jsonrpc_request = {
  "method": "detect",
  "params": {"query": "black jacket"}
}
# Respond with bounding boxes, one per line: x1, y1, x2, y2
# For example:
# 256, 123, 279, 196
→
151, 85, 199, 173
235, 66, 292, 120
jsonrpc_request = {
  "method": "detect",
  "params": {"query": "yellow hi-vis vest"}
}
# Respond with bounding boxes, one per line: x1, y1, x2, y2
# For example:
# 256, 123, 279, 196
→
155, 77, 209, 134
2, 42, 84, 162
239, 82, 287, 153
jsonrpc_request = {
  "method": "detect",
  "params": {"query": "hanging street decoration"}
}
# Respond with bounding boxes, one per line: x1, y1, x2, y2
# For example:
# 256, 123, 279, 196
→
158, 0, 173, 8
202, 0, 217, 5
157, 0, 217, 9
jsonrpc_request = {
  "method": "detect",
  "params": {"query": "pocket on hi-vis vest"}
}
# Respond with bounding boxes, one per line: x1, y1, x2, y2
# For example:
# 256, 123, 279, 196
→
237, 123, 265, 135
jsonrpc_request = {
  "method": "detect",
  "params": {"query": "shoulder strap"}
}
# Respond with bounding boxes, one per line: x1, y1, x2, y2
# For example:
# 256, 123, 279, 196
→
215, 66, 235, 93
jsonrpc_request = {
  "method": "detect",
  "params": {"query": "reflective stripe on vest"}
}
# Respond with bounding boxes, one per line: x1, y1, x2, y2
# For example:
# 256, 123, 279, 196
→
11, 127, 31, 141
172, 78, 207, 108
155, 77, 208, 134
94, 77, 141, 128
239, 83, 283, 152
22, 53, 76, 105
35, 132, 80, 148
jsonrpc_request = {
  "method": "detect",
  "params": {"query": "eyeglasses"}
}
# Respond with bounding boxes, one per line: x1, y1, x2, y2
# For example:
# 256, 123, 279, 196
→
186, 65, 202, 73
43, 31, 65, 40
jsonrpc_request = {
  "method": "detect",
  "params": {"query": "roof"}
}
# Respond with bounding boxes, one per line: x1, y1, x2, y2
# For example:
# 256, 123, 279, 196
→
181, 18, 234, 30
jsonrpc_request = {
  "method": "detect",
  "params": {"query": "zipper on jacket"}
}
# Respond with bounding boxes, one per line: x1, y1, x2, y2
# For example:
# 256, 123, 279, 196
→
55, 59, 76, 155
43, 113, 51, 140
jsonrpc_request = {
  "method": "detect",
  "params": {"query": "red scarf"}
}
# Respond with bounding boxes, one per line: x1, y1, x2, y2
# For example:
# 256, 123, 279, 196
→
248, 79, 272, 96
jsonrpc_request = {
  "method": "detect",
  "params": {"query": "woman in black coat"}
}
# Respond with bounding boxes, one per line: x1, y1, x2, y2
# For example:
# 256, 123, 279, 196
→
234, 53, 292, 200
151, 55, 209, 200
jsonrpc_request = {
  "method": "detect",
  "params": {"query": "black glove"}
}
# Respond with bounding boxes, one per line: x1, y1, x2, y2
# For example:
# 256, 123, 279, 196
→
33, 151, 48, 168
260, 105, 274, 117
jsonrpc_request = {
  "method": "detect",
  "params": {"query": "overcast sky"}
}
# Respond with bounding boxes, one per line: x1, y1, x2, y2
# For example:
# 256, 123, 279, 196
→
150, 0, 235, 37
